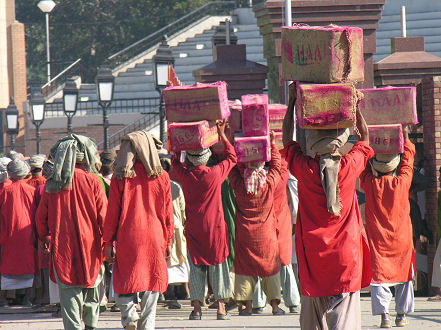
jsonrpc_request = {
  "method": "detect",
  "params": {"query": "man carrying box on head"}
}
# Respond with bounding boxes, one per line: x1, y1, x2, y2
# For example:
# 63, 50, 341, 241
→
171, 120, 236, 321
360, 126, 415, 328
228, 131, 286, 316
282, 83, 373, 330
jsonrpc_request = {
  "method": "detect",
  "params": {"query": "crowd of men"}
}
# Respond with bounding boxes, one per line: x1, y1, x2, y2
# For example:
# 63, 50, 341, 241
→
0, 83, 422, 329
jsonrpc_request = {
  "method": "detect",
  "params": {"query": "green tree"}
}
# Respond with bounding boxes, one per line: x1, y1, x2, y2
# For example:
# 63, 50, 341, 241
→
16, 0, 212, 84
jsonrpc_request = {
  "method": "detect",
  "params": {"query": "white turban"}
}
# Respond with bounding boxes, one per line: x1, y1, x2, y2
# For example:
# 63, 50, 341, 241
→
372, 154, 401, 174
29, 154, 46, 169
187, 148, 212, 167
0, 157, 12, 183
7, 159, 30, 181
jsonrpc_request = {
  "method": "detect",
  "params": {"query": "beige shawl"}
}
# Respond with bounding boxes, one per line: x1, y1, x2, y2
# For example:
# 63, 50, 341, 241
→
114, 130, 163, 179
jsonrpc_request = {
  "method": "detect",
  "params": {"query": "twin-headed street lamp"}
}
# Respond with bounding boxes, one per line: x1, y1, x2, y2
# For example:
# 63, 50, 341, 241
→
153, 36, 175, 144
63, 78, 78, 135
96, 66, 115, 151
30, 90, 46, 154
6, 97, 19, 151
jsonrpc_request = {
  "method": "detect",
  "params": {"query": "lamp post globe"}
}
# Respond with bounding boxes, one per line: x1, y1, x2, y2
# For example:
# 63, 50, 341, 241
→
30, 90, 46, 154
6, 97, 19, 151
96, 66, 115, 150
153, 36, 175, 144
63, 78, 78, 135
38, 0, 56, 84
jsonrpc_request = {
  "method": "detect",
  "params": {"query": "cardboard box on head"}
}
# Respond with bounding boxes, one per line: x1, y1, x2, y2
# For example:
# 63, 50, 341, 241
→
241, 94, 269, 137
163, 81, 230, 122
234, 135, 271, 163
281, 25, 364, 83
168, 120, 218, 152
359, 86, 418, 125
296, 82, 357, 129
368, 124, 404, 154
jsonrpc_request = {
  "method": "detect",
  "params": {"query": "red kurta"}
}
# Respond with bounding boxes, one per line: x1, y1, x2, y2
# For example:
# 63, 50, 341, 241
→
103, 162, 174, 294
274, 159, 293, 266
172, 140, 237, 266
228, 144, 282, 277
36, 167, 107, 287
360, 139, 415, 284
0, 180, 37, 276
282, 141, 374, 297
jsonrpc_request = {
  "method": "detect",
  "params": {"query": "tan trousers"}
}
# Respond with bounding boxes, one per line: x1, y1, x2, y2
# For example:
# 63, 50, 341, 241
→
300, 291, 361, 330
235, 273, 281, 302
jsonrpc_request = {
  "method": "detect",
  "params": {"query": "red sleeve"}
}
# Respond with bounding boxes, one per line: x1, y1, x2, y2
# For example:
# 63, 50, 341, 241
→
161, 174, 174, 247
341, 141, 374, 178
397, 139, 415, 185
266, 144, 282, 188
171, 153, 188, 182
94, 178, 108, 236
35, 190, 50, 242
211, 139, 238, 181
103, 178, 124, 247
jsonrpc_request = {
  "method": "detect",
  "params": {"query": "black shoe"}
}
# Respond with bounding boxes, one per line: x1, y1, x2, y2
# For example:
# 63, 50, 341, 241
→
252, 307, 264, 314
167, 301, 181, 309
85, 326, 96, 330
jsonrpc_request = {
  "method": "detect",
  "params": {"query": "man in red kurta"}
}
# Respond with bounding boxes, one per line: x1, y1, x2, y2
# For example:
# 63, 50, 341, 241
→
282, 84, 373, 329
228, 133, 285, 315
360, 126, 415, 328
172, 120, 237, 320
0, 159, 36, 305
26, 154, 47, 188
36, 135, 107, 330
104, 130, 174, 330
0, 157, 11, 307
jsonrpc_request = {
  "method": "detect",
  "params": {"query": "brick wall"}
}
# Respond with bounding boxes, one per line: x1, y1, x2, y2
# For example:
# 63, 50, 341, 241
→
422, 76, 441, 294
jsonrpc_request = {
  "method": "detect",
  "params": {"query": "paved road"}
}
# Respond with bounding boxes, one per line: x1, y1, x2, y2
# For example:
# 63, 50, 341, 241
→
1, 297, 441, 329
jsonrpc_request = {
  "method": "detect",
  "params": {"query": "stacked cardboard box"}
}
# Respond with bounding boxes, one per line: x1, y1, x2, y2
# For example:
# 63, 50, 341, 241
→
163, 81, 230, 152
234, 94, 271, 163
282, 24, 364, 130
360, 86, 417, 154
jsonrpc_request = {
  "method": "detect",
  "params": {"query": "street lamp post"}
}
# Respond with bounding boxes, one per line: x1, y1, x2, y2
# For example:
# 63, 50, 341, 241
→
153, 37, 175, 144
63, 78, 78, 135
96, 66, 115, 151
30, 90, 46, 154
6, 97, 19, 151
38, 0, 56, 84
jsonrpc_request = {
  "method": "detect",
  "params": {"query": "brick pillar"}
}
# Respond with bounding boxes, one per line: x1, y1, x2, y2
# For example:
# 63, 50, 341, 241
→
8, 20, 27, 153
422, 76, 441, 295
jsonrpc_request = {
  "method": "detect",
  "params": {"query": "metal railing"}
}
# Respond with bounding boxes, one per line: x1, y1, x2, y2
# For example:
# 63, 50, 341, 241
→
41, 58, 83, 97
105, 1, 236, 69
97, 111, 161, 148
44, 96, 160, 118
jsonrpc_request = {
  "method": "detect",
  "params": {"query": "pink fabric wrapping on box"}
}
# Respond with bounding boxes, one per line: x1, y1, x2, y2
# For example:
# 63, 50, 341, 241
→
269, 104, 287, 131
163, 81, 230, 122
241, 94, 269, 137
359, 87, 418, 125
281, 25, 364, 83
168, 120, 218, 152
296, 82, 356, 129
229, 103, 242, 132
368, 124, 404, 154
234, 135, 271, 163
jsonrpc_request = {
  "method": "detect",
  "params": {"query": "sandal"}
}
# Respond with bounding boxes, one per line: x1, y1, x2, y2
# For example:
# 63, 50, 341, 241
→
189, 310, 202, 320
272, 306, 286, 315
